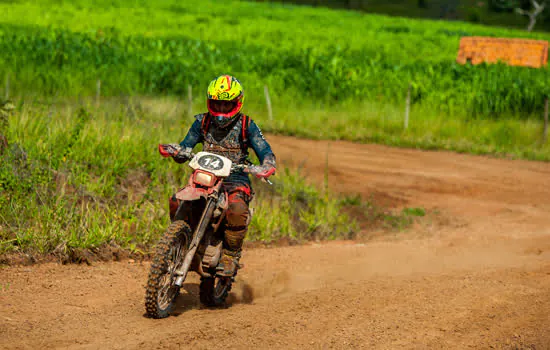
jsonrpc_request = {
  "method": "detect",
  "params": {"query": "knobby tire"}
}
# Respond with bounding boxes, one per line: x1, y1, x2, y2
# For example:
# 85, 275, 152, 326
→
144, 220, 191, 318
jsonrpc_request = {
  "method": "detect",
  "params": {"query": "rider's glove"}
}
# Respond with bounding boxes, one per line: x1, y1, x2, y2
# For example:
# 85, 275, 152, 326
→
246, 154, 276, 179
173, 147, 193, 164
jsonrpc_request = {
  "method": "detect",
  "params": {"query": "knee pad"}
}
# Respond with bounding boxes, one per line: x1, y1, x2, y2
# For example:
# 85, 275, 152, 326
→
226, 194, 249, 227
224, 228, 247, 252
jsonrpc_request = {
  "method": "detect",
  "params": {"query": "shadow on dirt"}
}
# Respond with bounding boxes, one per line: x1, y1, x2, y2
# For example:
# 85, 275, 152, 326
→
171, 283, 201, 315
168, 281, 255, 317
226, 281, 255, 305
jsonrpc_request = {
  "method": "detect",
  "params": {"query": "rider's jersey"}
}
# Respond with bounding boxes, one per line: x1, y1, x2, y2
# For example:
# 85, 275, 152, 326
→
179, 113, 274, 186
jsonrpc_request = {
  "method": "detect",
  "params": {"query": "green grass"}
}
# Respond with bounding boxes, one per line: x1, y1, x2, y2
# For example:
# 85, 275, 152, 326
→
1, 0, 549, 118
338, 193, 426, 234
245, 99, 550, 161
0, 97, 357, 258
0, 0, 549, 161
1, 0, 549, 258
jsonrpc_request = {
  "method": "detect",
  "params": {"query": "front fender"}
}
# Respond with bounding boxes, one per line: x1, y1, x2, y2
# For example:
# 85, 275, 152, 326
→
175, 186, 209, 201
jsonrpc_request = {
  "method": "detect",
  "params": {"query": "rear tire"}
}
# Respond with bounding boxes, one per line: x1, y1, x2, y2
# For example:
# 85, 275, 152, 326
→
199, 276, 233, 307
145, 220, 191, 318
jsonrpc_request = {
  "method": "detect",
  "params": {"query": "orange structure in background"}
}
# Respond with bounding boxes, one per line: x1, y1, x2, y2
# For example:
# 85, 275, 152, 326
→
457, 37, 548, 68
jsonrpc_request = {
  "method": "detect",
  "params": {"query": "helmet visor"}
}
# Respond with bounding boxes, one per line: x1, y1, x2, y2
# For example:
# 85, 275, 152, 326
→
208, 100, 237, 115
207, 99, 242, 118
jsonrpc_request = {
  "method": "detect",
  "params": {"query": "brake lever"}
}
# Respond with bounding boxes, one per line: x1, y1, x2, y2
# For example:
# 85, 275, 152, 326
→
261, 178, 273, 185
239, 164, 273, 185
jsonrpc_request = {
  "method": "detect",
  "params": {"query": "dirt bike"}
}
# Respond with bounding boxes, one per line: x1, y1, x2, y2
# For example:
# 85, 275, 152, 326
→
145, 144, 262, 319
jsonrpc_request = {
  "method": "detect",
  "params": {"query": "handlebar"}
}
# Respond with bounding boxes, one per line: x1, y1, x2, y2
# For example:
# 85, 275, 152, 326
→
231, 164, 248, 172
159, 144, 272, 185
158, 144, 183, 158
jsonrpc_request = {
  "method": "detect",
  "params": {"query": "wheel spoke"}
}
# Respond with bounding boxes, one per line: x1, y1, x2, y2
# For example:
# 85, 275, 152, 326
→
157, 275, 176, 309
214, 278, 228, 298
157, 236, 187, 310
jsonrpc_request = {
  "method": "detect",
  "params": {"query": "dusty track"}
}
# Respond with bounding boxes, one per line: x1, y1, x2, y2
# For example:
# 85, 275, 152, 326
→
2, 135, 550, 349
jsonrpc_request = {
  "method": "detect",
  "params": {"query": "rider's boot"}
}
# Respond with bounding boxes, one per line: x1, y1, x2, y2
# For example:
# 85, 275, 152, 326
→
216, 249, 241, 277
216, 226, 246, 277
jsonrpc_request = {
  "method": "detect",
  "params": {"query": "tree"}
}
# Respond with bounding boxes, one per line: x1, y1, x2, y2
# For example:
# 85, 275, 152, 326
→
515, 0, 547, 31
489, 0, 520, 12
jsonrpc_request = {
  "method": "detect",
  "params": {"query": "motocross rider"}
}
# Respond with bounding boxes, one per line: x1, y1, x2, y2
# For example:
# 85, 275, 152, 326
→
169, 75, 276, 277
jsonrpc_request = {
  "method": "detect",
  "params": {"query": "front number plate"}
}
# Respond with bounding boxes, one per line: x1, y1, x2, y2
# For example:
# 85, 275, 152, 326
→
198, 154, 225, 171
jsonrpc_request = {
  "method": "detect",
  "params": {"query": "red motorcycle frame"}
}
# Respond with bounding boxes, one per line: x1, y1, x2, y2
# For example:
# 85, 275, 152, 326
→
145, 144, 249, 318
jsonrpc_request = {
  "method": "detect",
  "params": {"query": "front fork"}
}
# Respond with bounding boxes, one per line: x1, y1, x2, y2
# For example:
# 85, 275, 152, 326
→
174, 195, 217, 287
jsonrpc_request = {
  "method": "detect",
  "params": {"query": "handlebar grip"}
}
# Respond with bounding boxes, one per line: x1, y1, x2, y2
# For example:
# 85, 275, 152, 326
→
159, 144, 176, 158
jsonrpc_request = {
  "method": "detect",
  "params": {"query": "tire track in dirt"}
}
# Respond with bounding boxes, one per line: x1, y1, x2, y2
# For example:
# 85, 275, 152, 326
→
1, 135, 550, 349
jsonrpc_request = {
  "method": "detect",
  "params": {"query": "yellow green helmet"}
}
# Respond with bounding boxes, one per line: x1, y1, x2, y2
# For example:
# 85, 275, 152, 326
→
206, 75, 245, 125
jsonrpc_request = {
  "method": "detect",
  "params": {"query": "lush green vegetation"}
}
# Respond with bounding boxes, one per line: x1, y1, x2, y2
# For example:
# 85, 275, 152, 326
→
259, 100, 550, 161
1, 0, 549, 119
1, 0, 549, 258
0, 98, 357, 258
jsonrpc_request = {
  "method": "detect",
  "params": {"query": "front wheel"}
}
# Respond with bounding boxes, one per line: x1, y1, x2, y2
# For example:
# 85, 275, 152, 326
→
199, 276, 233, 307
145, 220, 191, 318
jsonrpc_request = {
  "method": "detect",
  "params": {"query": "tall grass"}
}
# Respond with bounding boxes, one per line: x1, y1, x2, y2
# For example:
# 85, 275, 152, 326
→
0, 97, 356, 258
243, 99, 550, 161
0, 0, 549, 119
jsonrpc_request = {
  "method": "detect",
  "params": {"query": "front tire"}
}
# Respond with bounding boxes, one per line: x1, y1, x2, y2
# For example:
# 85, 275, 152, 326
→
145, 220, 191, 318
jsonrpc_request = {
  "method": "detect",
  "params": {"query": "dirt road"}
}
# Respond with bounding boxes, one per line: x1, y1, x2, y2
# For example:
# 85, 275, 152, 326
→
2, 135, 550, 349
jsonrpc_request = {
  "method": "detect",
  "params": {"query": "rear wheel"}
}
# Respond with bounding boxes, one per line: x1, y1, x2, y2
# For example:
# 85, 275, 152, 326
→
145, 220, 191, 318
199, 276, 233, 307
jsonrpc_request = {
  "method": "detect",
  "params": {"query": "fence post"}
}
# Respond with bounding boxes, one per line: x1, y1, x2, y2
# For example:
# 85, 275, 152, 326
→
96, 79, 101, 106
5, 73, 10, 100
187, 85, 193, 117
404, 82, 411, 130
264, 85, 273, 121
324, 142, 330, 203
543, 98, 549, 145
